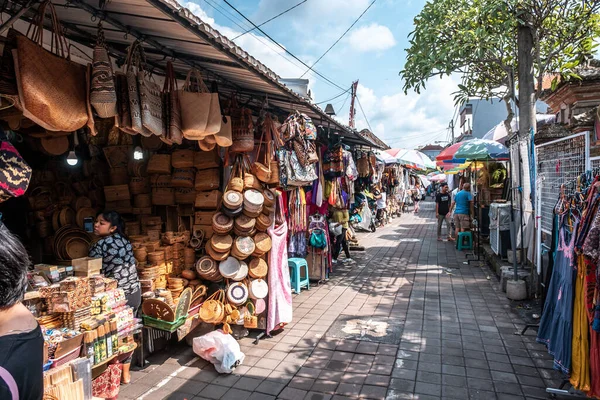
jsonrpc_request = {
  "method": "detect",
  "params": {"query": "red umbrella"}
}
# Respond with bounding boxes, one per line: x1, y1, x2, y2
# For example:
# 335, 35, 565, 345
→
435, 143, 463, 161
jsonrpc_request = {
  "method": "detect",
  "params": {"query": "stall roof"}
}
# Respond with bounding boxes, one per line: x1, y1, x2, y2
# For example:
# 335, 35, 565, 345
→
1, 0, 387, 149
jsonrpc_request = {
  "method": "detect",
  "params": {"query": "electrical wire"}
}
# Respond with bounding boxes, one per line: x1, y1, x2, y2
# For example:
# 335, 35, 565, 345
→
299, 0, 376, 78
314, 87, 351, 105
356, 95, 373, 131
232, 0, 308, 40
221, 0, 348, 92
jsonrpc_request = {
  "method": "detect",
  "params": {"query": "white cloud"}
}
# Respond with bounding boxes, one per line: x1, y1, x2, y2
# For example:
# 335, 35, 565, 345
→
348, 24, 396, 52
335, 78, 461, 149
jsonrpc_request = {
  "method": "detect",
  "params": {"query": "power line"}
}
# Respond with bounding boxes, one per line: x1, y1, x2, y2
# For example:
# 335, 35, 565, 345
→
314, 87, 351, 105
232, 0, 308, 40
299, 0, 376, 78
356, 95, 373, 132
221, 0, 347, 92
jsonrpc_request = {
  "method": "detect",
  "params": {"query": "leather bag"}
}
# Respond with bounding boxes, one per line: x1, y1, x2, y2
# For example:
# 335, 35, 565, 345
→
12, 1, 88, 132
179, 69, 216, 139
90, 23, 117, 118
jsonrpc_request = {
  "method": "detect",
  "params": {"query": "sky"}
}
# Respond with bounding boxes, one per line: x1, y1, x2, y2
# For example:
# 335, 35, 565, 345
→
181, 0, 461, 149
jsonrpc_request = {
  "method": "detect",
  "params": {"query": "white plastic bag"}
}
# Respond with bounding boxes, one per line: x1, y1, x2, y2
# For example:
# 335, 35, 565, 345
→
192, 330, 245, 374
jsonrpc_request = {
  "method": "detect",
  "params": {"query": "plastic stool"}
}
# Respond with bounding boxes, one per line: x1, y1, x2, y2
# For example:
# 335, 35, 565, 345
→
456, 231, 473, 250
288, 258, 310, 293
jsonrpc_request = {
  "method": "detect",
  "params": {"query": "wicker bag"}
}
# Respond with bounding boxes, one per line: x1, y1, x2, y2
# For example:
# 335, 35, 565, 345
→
147, 154, 171, 175
90, 23, 117, 118
162, 61, 183, 145
171, 168, 195, 188
152, 188, 175, 206
229, 97, 254, 153
12, 2, 88, 132
171, 149, 194, 168
129, 176, 150, 195
179, 69, 213, 139
104, 185, 130, 202
150, 175, 172, 188
195, 168, 220, 191
195, 190, 222, 209
139, 64, 165, 137
124, 41, 150, 136
174, 188, 196, 204
251, 116, 271, 183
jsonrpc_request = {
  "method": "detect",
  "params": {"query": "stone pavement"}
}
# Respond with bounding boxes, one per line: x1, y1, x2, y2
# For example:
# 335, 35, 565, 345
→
121, 200, 564, 400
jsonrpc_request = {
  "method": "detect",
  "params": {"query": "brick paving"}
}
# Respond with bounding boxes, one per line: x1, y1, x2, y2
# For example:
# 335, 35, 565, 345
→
122, 200, 564, 400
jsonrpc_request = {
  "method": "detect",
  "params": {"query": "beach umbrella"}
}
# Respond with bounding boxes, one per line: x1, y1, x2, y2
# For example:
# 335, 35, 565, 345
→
397, 149, 436, 170
482, 114, 556, 144
429, 174, 447, 182
376, 151, 398, 165
454, 139, 509, 161
436, 142, 464, 161
418, 175, 431, 187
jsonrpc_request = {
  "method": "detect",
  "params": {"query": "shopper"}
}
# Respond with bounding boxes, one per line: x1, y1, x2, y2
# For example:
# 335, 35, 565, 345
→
435, 183, 454, 241
452, 182, 474, 234
373, 185, 387, 226
88, 210, 140, 384
329, 221, 351, 264
0, 222, 43, 400
413, 183, 422, 213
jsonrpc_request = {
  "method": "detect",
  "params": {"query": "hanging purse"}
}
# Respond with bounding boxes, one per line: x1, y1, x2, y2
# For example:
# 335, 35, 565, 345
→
124, 41, 151, 136
250, 116, 272, 183
12, 1, 88, 132
0, 130, 32, 203
137, 46, 164, 137
90, 23, 117, 118
0, 29, 20, 108
230, 96, 254, 153
211, 83, 231, 147
179, 68, 212, 139
162, 61, 183, 145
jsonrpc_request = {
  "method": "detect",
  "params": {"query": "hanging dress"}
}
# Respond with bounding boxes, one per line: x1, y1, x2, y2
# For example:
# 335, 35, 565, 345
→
537, 215, 577, 374
267, 194, 293, 335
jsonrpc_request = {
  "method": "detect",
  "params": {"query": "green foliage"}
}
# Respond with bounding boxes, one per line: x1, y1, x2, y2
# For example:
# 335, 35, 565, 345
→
401, 0, 600, 106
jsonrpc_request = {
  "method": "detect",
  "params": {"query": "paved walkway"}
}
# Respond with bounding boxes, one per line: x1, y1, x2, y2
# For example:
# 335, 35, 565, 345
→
121, 200, 563, 400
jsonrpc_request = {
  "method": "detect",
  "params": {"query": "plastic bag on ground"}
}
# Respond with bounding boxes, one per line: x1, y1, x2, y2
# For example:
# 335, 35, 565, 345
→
192, 330, 245, 374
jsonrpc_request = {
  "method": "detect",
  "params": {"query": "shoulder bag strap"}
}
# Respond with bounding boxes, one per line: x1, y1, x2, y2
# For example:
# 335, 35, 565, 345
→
0, 367, 19, 400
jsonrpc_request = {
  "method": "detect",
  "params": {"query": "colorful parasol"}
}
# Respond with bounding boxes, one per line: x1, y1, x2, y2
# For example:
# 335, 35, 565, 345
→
436, 142, 464, 161
453, 139, 509, 161
396, 149, 436, 170
429, 174, 447, 182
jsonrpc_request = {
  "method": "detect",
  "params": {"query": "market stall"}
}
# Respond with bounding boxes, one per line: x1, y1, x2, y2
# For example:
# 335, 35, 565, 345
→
0, 1, 387, 397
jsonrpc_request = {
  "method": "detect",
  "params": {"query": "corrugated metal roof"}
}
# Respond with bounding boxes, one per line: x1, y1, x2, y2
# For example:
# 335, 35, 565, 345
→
1, 0, 388, 149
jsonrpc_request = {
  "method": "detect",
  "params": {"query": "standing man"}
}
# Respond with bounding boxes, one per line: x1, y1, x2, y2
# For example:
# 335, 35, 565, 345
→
435, 183, 453, 241
452, 182, 474, 235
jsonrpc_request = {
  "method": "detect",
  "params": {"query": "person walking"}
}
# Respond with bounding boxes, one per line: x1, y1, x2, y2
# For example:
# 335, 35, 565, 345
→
436, 183, 454, 241
413, 183, 422, 213
451, 182, 474, 236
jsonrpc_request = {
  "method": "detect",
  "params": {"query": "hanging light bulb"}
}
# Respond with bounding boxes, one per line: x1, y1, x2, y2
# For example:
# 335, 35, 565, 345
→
66, 132, 79, 166
133, 146, 144, 160
66, 150, 78, 166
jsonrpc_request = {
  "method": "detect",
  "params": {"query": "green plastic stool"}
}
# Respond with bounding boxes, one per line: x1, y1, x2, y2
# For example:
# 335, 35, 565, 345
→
456, 231, 473, 250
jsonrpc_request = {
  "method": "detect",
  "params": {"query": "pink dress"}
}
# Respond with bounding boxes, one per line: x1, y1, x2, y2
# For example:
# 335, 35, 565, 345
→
267, 197, 293, 335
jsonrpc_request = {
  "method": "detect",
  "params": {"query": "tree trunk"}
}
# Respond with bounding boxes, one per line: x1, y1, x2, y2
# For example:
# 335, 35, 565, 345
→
516, 22, 535, 214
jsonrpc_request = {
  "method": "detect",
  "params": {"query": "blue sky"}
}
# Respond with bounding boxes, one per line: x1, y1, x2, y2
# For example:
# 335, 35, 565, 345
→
182, 0, 461, 148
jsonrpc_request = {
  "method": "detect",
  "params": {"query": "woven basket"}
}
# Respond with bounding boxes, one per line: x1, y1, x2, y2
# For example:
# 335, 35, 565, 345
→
129, 177, 150, 195
210, 234, 233, 252
110, 167, 129, 185
194, 150, 221, 170
199, 290, 225, 324
147, 154, 171, 175
243, 173, 262, 191
126, 221, 141, 236
262, 189, 275, 207
254, 232, 272, 254
175, 188, 196, 204
231, 236, 255, 260
212, 212, 233, 235
104, 185, 131, 202
171, 168, 195, 188
195, 256, 221, 281
195, 190, 221, 210
133, 247, 147, 262
248, 257, 268, 279
205, 243, 230, 262
134, 193, 152, 208
150, 175, 172, 188
148, 251, 166, 264
230, 107, 254, 153
171, 149, 195, 168
151, 188, 175, 206
255, 213, 272, 232
195, 168, 220, 191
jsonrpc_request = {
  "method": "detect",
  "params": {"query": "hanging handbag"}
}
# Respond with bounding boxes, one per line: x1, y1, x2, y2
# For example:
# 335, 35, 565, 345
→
0, 132, 32, 203
162, 61, 183, 145
12, 1, 88, 132
250, 116, 271, 183
211, 82, 231, 147
229, 96, 254, 153
124, 41, 151, 136
179, 68, 212, 139
137, 46, 164, 137
115, 73, 132, 131
0, 29, 20, 108
309, 228, 327, 250
90, 23, 117, 118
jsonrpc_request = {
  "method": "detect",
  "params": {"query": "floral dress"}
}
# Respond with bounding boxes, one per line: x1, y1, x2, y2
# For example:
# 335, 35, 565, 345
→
89, 233, 140, 295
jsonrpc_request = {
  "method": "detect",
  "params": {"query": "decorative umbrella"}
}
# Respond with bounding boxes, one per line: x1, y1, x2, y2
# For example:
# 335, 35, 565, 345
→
454, 139, 509, 161
436, 142, 464, 161
429, 174, 447, 182
418, 175, 431, 187
376, 151, 398, 165
396, 149, 436, 170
